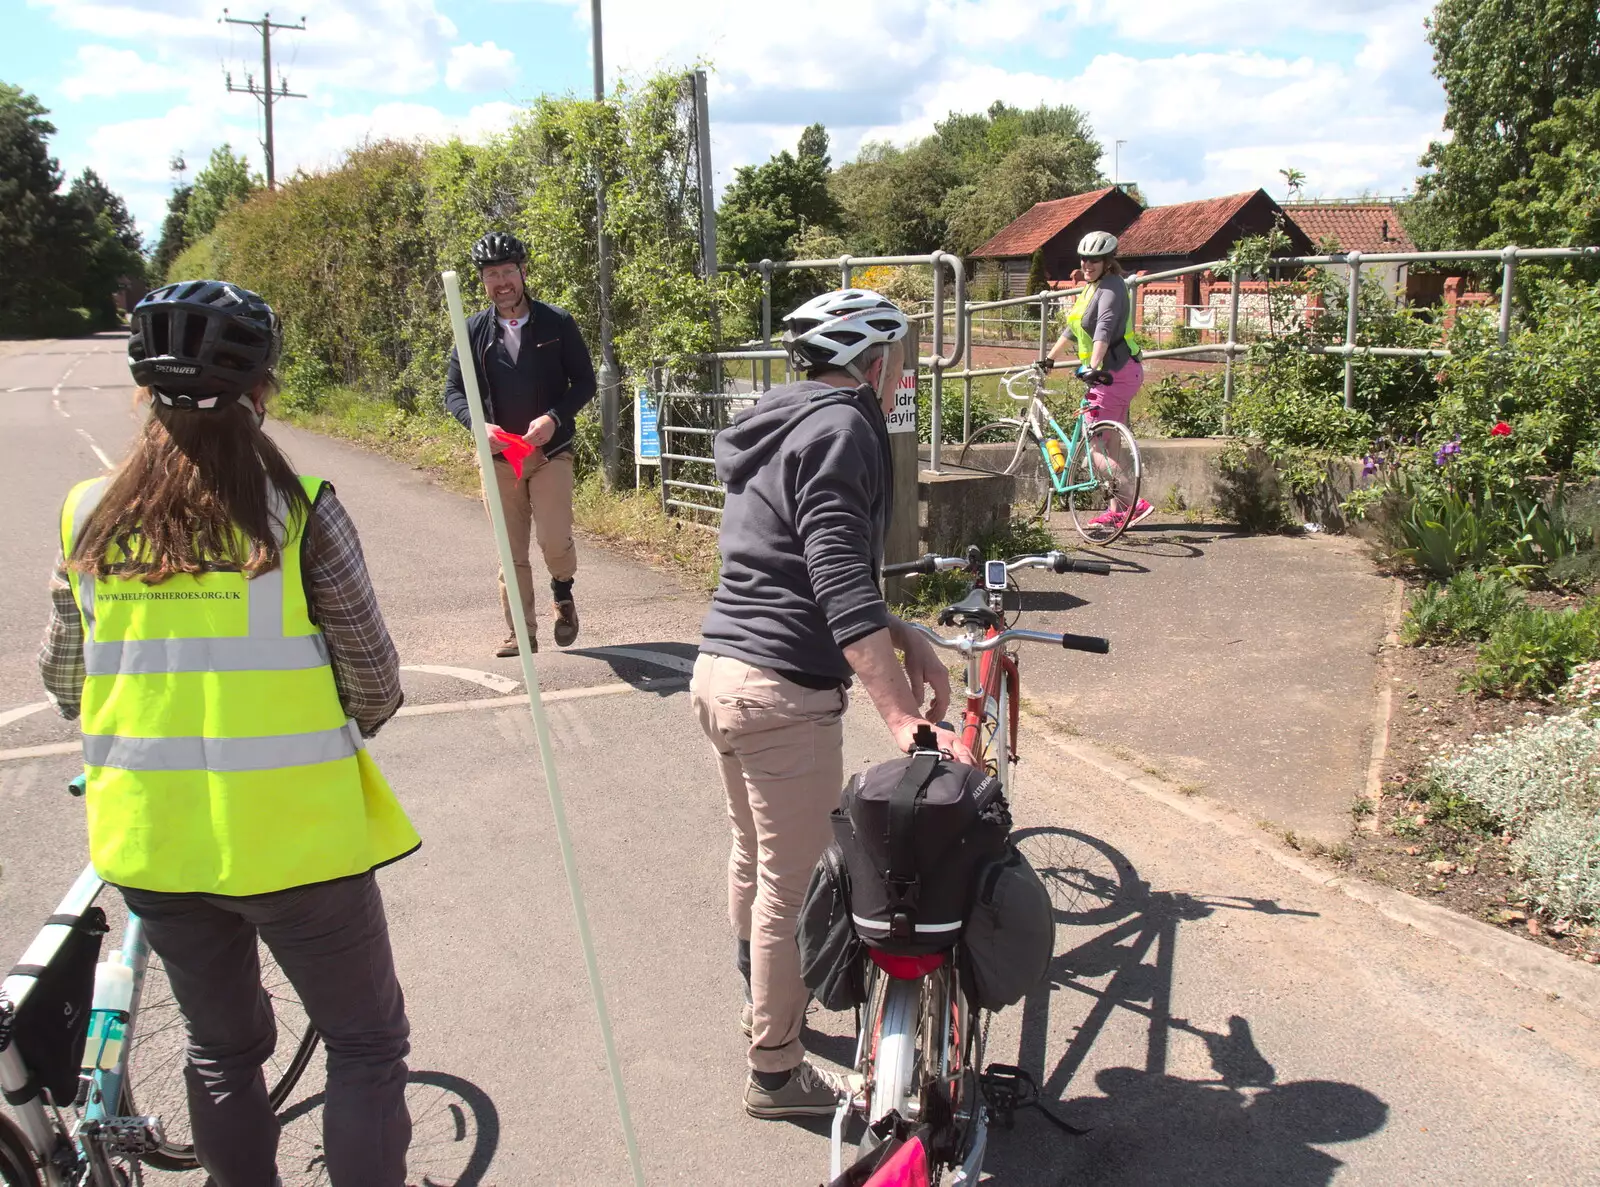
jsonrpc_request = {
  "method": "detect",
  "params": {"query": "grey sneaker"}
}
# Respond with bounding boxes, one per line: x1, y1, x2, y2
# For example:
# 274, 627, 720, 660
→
744, 1061, 847, 1119
740, 1002, 753, 1038
553, 600, 580, 647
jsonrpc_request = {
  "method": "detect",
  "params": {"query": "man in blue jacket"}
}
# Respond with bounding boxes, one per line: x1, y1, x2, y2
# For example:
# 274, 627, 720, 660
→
445, 231, 596, 657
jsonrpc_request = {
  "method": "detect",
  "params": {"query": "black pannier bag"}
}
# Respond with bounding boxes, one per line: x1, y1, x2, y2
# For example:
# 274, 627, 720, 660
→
2, 906, 106, 1107
961, 846, 1055, 1010
797, 842, 867, 1010
833, 741, 1009, 956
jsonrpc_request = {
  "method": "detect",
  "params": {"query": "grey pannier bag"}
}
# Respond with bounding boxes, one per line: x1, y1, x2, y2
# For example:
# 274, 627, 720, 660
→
961, 845, 1054, 1010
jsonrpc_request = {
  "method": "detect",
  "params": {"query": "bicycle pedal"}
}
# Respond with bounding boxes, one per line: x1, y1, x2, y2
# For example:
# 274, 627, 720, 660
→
979, 1063, 1038, 1130
96, 1115, 166, 1155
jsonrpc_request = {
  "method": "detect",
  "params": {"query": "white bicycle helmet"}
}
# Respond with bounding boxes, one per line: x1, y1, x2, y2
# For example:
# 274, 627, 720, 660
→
1077, 231, 1119, 259
781, 288, 909, 382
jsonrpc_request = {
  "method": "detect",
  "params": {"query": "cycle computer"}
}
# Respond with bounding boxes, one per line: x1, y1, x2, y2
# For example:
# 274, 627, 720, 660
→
984, 560, 1008, 591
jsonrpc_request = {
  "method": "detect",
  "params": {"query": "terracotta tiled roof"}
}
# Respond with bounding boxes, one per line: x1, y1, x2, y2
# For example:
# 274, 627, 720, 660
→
1114, 191, 1258, 258
970, 188, 1118, 258
1283, 204, 1415, 254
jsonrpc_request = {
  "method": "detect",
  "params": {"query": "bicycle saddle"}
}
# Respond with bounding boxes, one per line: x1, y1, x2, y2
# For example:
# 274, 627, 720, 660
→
937, 588, 1004, 630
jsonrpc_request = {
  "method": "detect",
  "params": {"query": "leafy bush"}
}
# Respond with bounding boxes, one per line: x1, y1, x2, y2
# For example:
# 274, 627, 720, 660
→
1460, 600, 1600, 698
1401, 571, 1520, 645
1146, 372, 1225, 437
1560, 660, 1600, 713
1213, 442, 1294, 533
1510, 810, 1600, 921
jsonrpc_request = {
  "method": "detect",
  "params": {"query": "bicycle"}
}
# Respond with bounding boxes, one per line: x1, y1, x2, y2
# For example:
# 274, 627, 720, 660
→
0, 782, 318, 1187
957, 365, 1142, 545
829, 547, 1110, 1184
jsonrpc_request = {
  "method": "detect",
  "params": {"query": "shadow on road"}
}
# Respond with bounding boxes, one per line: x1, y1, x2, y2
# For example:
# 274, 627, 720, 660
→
274, 1069, 500, 1186
564, 640, 700, 696
989, 828, 1388, 1185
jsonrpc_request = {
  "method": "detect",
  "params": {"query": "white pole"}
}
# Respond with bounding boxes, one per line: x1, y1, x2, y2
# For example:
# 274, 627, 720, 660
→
442, 271, 646, 1187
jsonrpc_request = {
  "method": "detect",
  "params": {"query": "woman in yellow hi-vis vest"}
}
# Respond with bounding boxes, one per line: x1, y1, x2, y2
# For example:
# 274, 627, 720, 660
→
39, 281, 419, 1186
1042, 231, 1153, 528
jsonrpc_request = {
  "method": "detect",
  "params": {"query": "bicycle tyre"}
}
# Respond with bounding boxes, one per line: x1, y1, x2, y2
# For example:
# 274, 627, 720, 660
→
958, 421, 1030, 479
0, 1114, 39, 1187
1066, 419, 1141, 545
866, 977, 922, 1127
126, 946, 320, 1172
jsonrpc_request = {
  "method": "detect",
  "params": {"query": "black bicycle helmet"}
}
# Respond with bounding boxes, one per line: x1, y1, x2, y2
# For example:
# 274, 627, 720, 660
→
128, 280, 281, 409
471, 231, 528, 269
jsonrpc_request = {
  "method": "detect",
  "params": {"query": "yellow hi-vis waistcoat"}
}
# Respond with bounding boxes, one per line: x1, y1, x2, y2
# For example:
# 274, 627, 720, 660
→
62, 474, 420, 897
1066, 281, 1140, 364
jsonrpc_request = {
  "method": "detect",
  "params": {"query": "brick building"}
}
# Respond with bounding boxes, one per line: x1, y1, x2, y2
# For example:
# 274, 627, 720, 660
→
968, 187, 1143, 297
1282, 199, 1416, 296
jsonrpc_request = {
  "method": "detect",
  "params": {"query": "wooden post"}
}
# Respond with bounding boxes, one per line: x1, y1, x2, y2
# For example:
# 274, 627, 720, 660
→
885, 319, 922, 605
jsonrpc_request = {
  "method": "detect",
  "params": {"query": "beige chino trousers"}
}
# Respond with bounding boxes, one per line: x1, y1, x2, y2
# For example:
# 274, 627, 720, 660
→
690, 654, 848, 1074
481, 452, 577, 637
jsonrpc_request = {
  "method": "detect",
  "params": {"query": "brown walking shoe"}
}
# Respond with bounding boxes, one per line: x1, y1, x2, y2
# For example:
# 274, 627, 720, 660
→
495, 632, 536, 658
553, 599, 580, 648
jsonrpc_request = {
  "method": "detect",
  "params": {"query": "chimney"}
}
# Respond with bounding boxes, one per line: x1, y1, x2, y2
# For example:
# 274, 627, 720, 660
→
1381, 218, 1390, 242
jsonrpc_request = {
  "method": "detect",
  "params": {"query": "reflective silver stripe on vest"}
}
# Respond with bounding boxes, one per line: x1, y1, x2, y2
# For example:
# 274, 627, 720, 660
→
83, 634, 330, 677
72, 480, 323, 675
83, 719, 364, 772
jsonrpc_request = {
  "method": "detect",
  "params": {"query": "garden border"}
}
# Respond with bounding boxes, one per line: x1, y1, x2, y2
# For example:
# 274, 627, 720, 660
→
1023, 708, 1600, 1022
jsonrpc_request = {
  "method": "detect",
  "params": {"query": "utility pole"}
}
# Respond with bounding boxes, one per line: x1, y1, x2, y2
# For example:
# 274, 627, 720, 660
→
590, 0, 621, 486
1114, 139, 1127, 187
222, 9, 306, 190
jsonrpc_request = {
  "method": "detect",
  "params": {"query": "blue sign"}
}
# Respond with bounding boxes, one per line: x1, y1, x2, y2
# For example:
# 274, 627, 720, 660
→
635, 387, 661, 464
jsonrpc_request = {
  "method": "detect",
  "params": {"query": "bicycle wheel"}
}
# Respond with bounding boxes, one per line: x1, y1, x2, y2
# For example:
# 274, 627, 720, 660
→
0, 1114, 40, 1187
1009, 827, 1136, 927
126, 944, 320, 1171
1066, 419, 1141, 545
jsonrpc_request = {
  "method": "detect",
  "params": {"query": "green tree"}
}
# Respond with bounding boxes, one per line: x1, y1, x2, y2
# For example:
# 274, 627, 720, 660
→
831, 139, 960, 255
941, 133, 1105, 254
67, 167, 145, 326
1413, 0, 1600, 248
151, 185, 193, 282
1026, 248, 1047, 297
1491, 90, 1600, 270
717, 124, 842, 266
0, 83, 98, 334
184, 144, 261, 241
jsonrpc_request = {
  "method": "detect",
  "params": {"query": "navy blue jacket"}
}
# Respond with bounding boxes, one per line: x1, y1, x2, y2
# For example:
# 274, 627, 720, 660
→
443, 301, 597, 458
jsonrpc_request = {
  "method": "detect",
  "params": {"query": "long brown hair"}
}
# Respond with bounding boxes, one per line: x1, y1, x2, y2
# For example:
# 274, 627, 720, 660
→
70, 387, 311, 583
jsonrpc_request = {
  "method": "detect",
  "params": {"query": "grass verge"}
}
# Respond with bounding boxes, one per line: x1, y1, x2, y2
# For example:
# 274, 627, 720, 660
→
277, 389, 721, 592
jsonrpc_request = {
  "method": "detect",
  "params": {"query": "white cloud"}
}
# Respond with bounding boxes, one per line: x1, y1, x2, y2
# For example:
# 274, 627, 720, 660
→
445, 41, 517, 92
60, 45, 186, 101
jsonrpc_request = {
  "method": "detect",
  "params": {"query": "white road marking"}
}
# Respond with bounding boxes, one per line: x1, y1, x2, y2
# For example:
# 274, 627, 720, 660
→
0, 702, 49, 729
401, 664, 520, 694
576, 646, 697, 675
0, 679, 684, 763
76, 428, 114, 469
53, 398, 70, 418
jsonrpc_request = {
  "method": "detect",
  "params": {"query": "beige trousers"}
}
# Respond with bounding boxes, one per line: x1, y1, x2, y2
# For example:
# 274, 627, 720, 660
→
481, 452, 577, 636
690, 653, 848, 1074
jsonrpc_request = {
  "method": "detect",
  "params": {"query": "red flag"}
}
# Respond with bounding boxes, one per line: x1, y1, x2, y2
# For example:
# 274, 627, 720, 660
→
490, 428, 536, 478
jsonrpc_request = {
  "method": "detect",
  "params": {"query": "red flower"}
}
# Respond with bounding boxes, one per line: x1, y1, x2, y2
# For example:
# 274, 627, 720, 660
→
1490, 421, 1513, 437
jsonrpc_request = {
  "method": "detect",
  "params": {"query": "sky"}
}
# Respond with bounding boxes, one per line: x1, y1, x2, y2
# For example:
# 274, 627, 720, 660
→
5, 0, 1448, 250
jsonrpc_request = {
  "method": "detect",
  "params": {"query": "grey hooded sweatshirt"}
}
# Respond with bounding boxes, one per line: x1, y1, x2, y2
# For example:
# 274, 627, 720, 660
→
698, 380, 894, 684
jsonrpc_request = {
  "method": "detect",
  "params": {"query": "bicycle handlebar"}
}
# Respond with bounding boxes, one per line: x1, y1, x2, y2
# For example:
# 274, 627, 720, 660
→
907, 623, 1110, 656
883, 551, 1111, 578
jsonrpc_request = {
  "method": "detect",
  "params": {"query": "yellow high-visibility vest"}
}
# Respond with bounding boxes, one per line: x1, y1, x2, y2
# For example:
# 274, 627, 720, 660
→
62, 474, 419, 896
1066, 281, 1140, 363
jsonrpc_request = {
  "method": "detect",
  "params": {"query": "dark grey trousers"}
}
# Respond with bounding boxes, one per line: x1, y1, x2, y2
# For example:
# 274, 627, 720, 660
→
121, 873, 411, 1187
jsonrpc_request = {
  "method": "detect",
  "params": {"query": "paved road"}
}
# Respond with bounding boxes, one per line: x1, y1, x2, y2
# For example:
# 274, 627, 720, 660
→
3, 338, 1599, 1185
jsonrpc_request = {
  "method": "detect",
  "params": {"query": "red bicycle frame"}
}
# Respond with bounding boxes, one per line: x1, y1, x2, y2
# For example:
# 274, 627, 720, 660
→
960, 627, 1020, 771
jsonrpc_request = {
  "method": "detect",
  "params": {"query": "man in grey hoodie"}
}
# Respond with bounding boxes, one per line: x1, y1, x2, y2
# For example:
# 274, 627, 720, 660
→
691, 289, 971, 1119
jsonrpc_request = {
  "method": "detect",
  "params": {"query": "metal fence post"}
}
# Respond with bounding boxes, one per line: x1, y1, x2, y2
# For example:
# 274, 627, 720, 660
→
760, 259, 773, 391
929, 250, 945, 474
1223, 270, 1242, 417
1343, 251, 1362, 410
1499, 245, 1517, 346
841, 255, 852, 289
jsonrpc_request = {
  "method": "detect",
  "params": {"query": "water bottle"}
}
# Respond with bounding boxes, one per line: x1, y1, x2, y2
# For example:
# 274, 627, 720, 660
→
83, 952, 133, 1072
1045, 437, 1066, 475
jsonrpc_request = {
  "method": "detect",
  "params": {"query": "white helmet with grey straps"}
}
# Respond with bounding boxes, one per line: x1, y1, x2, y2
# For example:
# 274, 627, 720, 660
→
781, 288, 910, 384
1077, 230, 1119, 259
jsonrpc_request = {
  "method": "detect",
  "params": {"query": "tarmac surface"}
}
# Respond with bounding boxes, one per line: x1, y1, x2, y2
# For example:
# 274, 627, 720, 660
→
3, 336, 1598, 1185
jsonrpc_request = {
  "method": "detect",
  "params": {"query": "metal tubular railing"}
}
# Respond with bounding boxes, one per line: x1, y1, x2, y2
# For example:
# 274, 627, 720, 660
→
647, 243, 1595, 523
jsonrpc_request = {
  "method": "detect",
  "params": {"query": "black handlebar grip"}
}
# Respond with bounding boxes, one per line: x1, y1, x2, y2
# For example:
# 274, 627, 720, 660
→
1053, 555, 1112, 576
1061, 633, 1111, 654
883, 553, 937, 577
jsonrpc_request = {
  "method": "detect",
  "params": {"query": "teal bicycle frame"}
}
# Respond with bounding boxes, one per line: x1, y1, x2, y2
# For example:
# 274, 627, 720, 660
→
1030, 395, 1104, 498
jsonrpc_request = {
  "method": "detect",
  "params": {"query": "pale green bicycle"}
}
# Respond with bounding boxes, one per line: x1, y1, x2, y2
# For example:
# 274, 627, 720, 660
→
958, 365, 1142, 544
